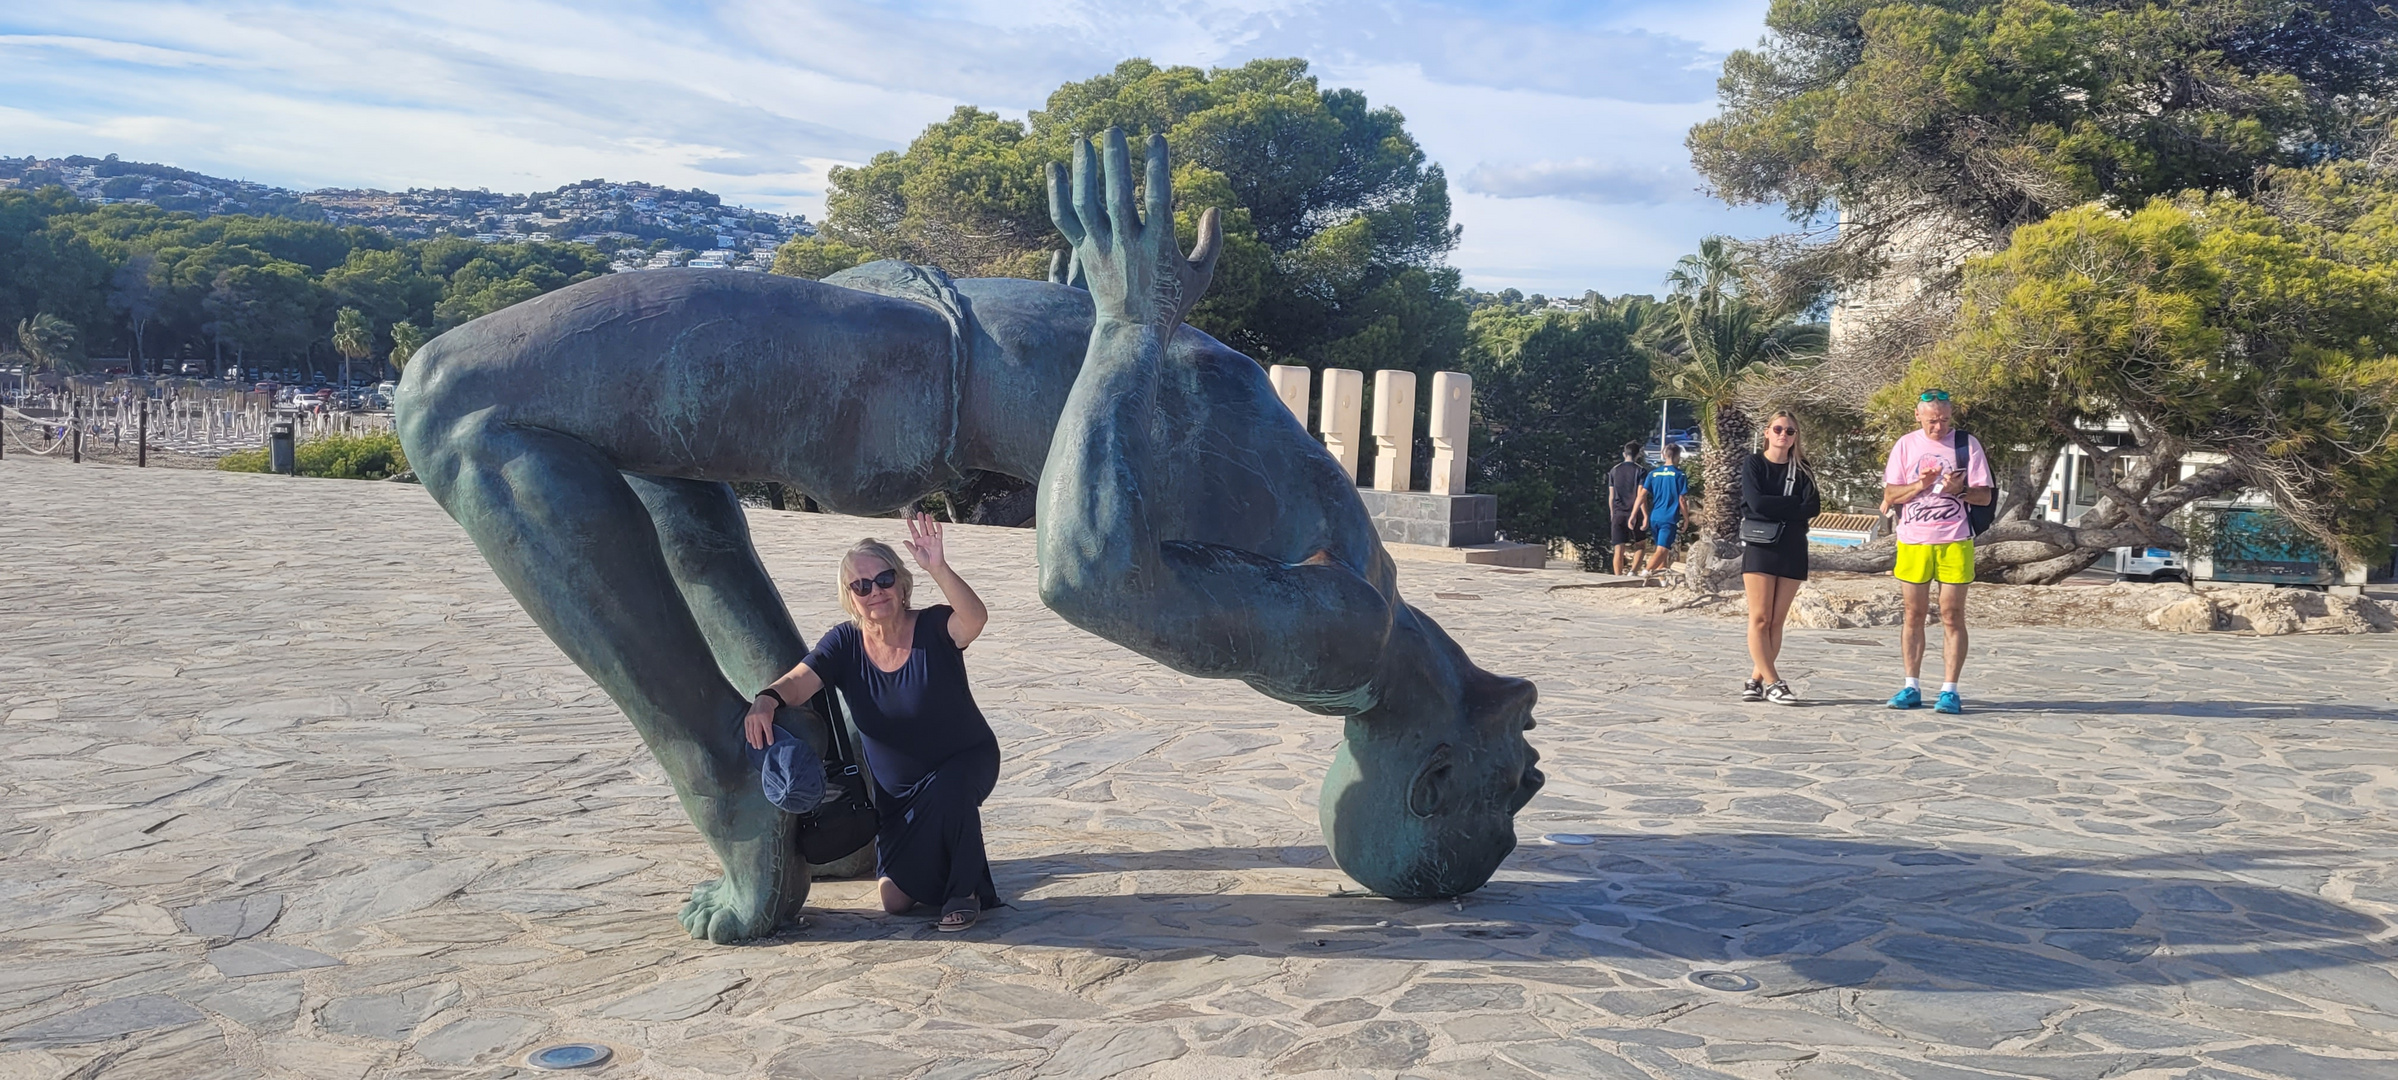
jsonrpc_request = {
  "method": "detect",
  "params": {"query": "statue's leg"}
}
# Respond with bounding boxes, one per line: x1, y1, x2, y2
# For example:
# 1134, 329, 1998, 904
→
411, 424, 797, 943
624, 473, 876, 878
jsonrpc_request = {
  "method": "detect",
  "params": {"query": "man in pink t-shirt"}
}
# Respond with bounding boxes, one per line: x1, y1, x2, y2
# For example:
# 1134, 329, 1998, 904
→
1880, 390, 1992, 715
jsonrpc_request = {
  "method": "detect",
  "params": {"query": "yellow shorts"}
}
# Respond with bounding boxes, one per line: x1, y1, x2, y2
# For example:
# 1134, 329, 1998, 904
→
1894, 540, 1975, 585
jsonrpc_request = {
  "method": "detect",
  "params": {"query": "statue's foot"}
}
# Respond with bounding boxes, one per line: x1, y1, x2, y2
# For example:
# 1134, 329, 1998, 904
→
679, 876, 776, 943
675, 800, 807, 944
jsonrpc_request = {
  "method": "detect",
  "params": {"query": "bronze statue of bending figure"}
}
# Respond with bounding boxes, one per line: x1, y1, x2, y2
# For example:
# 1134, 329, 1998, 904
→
396, 130, 1543, 943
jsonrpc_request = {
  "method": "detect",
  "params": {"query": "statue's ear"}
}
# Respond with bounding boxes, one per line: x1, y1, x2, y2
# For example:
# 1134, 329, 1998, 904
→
1408, 743, 1455, 818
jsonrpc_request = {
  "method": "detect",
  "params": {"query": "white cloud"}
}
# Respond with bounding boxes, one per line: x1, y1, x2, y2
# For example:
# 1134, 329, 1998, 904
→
0, 0, 1784, 294
1463, 159, 1702, 205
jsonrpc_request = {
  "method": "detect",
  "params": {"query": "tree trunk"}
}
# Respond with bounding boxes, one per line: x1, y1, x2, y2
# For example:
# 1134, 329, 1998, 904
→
1700, 405, 1752, 542
1808, 459, 2246, 584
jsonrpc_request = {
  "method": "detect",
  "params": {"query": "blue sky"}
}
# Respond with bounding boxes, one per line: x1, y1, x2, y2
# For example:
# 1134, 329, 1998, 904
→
0, 0, 1789, 296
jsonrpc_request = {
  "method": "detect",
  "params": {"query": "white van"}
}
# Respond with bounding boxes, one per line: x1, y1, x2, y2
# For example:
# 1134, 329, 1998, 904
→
2110, 545, 2186, 583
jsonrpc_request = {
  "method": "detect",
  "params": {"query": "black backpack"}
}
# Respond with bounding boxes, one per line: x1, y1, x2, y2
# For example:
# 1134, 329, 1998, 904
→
1951, 429, 1996, 538
794, 687, 879, 865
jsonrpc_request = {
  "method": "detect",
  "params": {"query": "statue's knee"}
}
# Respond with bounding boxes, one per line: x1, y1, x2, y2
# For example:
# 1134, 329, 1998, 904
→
1037, 565, 1092, 622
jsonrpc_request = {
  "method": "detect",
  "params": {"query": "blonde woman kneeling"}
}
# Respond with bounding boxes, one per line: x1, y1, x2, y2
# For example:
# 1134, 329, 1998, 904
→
745, 513, 999, 931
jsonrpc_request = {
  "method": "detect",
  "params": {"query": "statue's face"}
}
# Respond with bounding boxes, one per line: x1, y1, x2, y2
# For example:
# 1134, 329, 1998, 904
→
1318, 618, 1543, 898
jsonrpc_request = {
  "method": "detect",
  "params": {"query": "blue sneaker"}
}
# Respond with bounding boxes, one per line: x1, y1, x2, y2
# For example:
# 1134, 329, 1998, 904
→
1888, 686, 1922, 709
1935, 690, 1963, 714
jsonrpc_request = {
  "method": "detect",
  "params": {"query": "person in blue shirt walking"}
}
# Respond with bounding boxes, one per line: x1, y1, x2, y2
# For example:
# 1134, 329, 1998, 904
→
1627, 443, 1689, 577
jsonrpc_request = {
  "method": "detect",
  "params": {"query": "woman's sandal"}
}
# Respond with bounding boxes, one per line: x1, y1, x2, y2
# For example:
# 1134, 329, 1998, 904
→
936, 900, 979, 933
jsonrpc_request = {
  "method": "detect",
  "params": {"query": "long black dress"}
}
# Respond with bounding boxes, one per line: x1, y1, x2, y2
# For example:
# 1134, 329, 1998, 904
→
1739, 451, 1822, 581
801, 605, 1001, 911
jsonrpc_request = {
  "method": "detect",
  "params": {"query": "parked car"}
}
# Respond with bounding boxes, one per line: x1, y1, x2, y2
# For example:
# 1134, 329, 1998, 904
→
2111, 545, 2186, 583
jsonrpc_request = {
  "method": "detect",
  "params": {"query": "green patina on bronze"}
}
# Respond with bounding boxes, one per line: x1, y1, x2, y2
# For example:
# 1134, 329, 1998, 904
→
396, 130, 1541, 943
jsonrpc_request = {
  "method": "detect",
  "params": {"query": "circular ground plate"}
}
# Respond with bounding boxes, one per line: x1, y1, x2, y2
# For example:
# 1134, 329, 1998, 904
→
527, 1044, 614, 1070
1688, 970, 1761, 993
1540, 833, 1596, 846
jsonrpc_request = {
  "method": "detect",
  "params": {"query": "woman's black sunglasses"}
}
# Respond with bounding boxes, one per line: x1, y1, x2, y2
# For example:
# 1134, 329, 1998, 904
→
847, 569, 899, 596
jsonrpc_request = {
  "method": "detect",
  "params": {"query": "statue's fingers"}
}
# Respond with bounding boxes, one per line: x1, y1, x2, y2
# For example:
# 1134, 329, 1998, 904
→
1188, 206, 1223, 279
1144, 133, 1173, 237
1045, 163, 1083, 245
1047, 248, 1069, 284
1072, 136, 1105, 239
1101, 128, 1140, 241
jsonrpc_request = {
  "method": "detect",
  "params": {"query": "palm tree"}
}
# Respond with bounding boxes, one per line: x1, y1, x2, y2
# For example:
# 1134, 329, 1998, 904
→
332, 307, 373, 389
15, 313, 83, 375
388, 321, 427, 376
1654, 238, 1828, 542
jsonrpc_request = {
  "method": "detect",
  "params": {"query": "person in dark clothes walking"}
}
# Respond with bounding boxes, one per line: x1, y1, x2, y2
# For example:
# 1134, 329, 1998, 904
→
1739, 411, 1820, 704
745, 513, 1000, 931
1605, 441, 1649, 575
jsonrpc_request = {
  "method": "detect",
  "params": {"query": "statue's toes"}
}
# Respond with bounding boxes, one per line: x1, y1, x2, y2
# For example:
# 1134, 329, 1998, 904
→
678, 880, 720, 939
707, 908, 746, 945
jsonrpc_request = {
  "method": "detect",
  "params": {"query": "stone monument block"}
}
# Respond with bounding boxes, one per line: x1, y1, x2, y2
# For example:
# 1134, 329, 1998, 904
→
1269, 365, 1310, 426
1320, 368, 1364, 483
1355, 489, 1498, 547
1428, 371, 1470, 496
1370, 369, 1417, 492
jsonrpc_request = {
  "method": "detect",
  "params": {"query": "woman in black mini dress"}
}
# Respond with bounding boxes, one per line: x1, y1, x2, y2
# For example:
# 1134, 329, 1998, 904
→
744, 514, 1000, 931
1740, 411, 1821, 705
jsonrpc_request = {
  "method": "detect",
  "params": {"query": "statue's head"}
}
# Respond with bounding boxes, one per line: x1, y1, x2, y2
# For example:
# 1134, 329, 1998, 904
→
1319, 606, 1543, 898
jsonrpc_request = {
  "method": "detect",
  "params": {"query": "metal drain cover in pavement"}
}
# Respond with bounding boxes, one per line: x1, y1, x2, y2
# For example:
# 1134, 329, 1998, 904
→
1541, 833, 1596, 846
1689, 970, 1761, 992
528, 1044, 613, 1070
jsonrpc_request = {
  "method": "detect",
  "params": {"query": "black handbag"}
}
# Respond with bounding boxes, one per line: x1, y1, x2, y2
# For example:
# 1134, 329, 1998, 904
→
1738, 456, 1799, 545
794, 688, 879, 864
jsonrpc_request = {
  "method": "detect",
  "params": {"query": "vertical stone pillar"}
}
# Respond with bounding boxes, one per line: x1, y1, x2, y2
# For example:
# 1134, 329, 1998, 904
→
1268, 365, 1310, 426
1370, 370, 1417, 491
1320, 368, 1364, 483
1428, 371, 1471, 495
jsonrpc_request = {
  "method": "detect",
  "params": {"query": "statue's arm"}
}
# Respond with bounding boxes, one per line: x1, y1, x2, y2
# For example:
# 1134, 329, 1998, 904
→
1035, 131, 1392, 708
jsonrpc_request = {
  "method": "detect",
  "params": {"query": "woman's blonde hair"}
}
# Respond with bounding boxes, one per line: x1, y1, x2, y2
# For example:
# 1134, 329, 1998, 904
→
1764, 410, 1810, 475
837, 538, 913, 621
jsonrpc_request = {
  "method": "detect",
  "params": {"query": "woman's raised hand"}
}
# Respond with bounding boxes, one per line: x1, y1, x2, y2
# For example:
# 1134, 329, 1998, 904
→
903, 510, 947, 571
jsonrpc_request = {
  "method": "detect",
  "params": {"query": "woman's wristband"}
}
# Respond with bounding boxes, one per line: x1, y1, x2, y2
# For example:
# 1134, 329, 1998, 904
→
756, 687, 787, 708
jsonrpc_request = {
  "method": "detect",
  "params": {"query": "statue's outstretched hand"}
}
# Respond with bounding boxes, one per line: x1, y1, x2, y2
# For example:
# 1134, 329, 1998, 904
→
1046, 249, 1087, 291
1046, 128, 1221, 330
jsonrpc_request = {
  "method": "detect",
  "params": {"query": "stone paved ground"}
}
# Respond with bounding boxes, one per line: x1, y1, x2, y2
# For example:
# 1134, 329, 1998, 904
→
3, 457, 2397, 1080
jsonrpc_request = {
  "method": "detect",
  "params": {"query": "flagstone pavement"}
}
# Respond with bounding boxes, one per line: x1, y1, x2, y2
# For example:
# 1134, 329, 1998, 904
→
3, 457, 2397, 1080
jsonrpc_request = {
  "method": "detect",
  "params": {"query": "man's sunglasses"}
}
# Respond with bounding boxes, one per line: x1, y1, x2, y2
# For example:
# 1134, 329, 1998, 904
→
846, 569, 899, 596
1919, 389, 1951, 402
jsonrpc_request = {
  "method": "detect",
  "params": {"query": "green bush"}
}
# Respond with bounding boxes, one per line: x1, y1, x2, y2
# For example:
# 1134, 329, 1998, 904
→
215, 431, 409, 480
215, 447, 270, 473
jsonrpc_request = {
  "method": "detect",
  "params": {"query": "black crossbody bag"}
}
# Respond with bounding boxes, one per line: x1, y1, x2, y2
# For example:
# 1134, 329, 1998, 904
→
795, 688, 879, 864
1738, 457, 1799, 545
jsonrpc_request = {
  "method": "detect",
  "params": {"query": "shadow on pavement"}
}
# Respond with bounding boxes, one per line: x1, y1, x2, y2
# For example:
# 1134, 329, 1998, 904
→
1981, 699, 2398, 723
781, 836, 2398, 1000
